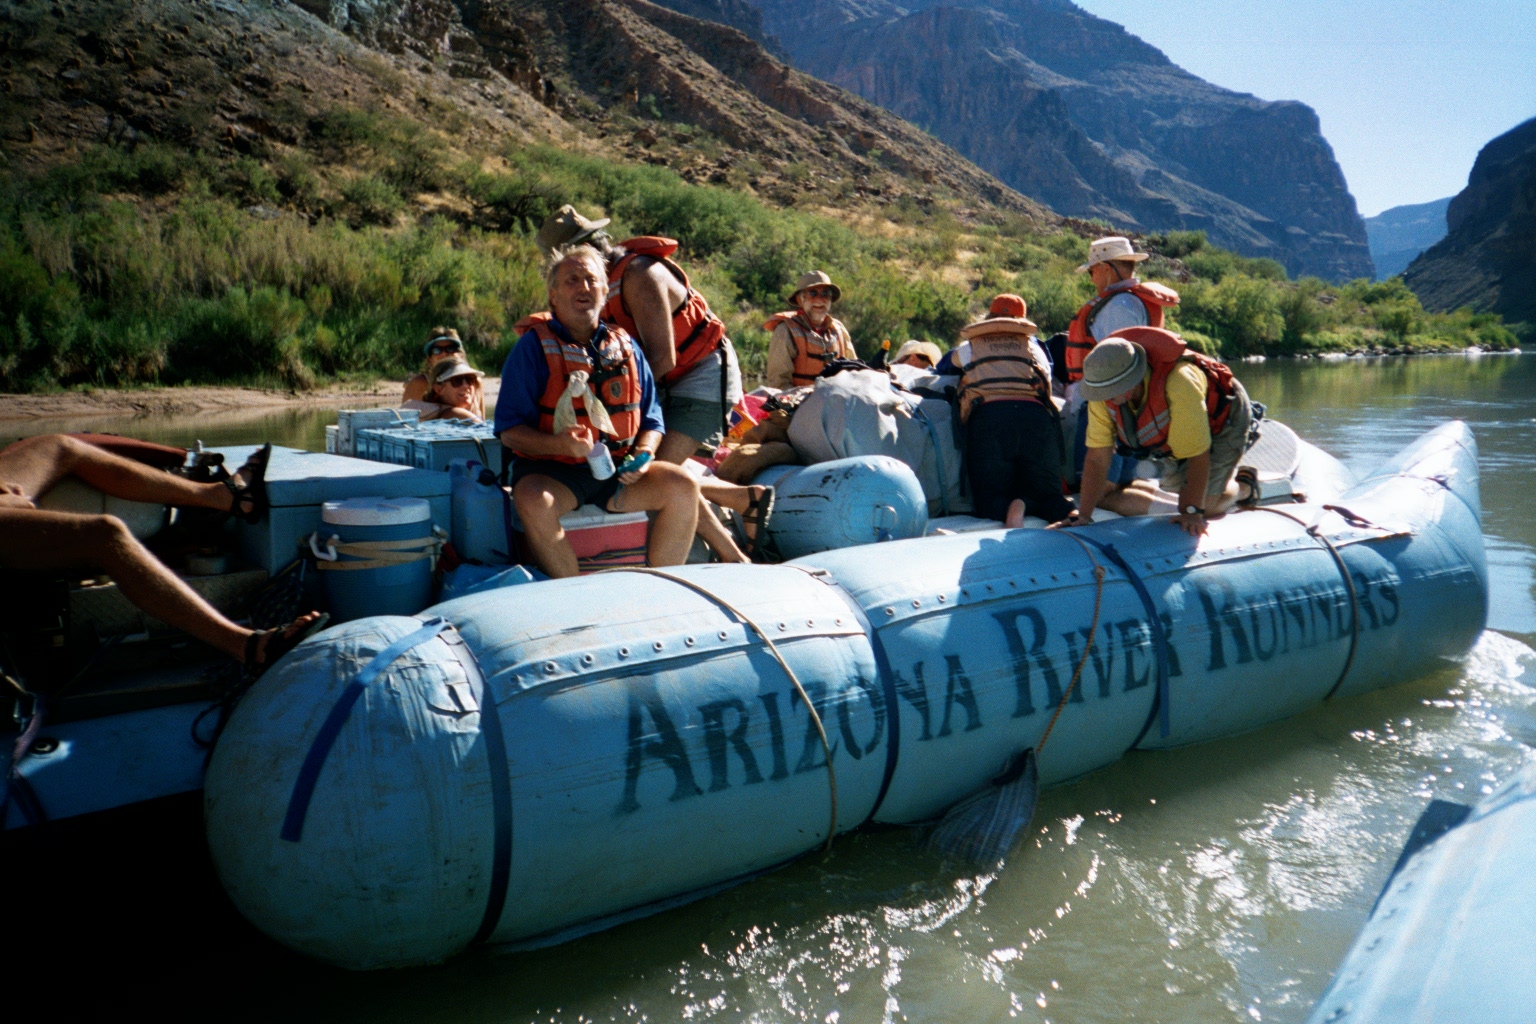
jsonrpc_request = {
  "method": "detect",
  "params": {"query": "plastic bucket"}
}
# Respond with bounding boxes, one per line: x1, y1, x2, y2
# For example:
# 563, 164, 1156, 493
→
316, 497, 435, 622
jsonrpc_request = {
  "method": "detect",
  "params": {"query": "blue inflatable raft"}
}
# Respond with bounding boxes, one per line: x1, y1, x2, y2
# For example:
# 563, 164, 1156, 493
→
1306, 759, 1536, 1024
204, 422, 1487, 969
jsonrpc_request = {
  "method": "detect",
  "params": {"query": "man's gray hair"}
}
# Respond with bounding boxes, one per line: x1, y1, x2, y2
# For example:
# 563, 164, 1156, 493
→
544, 243, 609, 293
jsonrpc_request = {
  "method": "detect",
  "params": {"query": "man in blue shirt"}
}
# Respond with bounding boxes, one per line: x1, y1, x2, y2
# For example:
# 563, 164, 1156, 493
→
494, 246, 700, 578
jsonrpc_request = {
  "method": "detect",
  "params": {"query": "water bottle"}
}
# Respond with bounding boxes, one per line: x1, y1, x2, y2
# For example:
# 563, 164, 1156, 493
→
586, 439, 615, 480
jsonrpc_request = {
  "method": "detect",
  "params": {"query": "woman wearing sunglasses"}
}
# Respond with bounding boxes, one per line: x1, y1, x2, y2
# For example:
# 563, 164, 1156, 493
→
402, 327, 484, 420
407, 356, 486, 422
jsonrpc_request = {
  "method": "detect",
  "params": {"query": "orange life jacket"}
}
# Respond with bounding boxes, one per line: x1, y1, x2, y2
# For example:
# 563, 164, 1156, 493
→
510, 312, 643, 465
1101, 327, 1238, 459
1064, 280, 1179, 383
762, 311, 855, 386
603, 236, 725, 388
956, 330, 1052, 424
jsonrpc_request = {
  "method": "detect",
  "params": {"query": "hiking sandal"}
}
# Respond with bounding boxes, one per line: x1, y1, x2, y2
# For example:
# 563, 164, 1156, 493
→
221, 443, 273, 524
1235, 465, 1259, 508
734, 485, 776, 561
244, 611, 328, 680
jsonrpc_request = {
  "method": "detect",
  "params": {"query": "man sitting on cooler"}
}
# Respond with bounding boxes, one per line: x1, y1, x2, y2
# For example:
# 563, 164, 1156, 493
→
494, 245, 700, 578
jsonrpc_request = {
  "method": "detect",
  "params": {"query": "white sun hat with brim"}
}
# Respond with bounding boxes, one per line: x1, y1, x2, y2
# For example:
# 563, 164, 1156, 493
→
1078, 338, 1148, 402
892, 340, 944, 366
1077, 235, 1151, 273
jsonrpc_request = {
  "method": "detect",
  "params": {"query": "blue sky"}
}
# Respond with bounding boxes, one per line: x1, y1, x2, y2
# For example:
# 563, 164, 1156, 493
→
1072, 0, 1536, 216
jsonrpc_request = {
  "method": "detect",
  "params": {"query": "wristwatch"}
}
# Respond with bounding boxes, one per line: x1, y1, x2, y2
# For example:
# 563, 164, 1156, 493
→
1182, 505, 1205, 517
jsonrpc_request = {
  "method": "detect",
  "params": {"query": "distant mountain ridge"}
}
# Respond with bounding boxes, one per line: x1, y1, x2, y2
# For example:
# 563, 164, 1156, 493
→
1364, 198, 1450, 281
1405, 117, 1536, 328
722, 0, 1374, 282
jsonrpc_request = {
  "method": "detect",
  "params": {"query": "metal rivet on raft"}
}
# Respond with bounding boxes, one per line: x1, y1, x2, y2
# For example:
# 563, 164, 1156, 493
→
806, 619, 814, 627
619, 646, 630, 657
835, 617, 844, 625
685, 637, 695, 647
937, 594, 946, 603
778, 622, 787, 631
718, 631, 728, 640
885, 607, 895, 616
912, 599, 921, 608
653, 641, 664, 651
1050, 574, 1058, 581
582, 654, 594, 665
544, 662, 557, 673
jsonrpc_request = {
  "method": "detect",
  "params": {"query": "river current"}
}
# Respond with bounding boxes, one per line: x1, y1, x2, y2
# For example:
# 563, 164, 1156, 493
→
7, 354, 1534, 1022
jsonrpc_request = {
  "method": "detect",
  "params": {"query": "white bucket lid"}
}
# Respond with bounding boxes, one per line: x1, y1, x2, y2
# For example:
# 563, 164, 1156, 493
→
321, 496, 432, 526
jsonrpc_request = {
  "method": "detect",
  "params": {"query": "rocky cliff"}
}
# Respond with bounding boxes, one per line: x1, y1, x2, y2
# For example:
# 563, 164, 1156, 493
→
1365, 198, 1450, 281
743, 0, 1374, 282
1405, 118, 1536, 327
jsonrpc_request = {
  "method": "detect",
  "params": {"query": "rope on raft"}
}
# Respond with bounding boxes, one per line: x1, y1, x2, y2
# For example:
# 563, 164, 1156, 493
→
603, 567, 841, 853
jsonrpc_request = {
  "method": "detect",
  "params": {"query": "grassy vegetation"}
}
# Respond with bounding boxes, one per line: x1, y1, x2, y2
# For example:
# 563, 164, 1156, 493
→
0, 109, 1519, 393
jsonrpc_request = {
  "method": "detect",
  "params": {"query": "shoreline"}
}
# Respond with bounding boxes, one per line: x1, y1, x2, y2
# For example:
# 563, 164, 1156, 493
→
0, 348, 1520, 422
0, 379, 503, 423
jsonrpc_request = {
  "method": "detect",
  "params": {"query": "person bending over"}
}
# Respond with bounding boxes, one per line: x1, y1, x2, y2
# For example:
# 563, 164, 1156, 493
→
535, 206, 773, 561
494, 245, 701, 579
1056, 328, 1254, 537
0, 435, 320, 673
407, 357, 485, 422
953, 297, 1073, 528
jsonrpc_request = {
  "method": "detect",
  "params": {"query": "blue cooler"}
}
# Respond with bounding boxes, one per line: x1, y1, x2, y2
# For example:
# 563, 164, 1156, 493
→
314, 497, 437, 622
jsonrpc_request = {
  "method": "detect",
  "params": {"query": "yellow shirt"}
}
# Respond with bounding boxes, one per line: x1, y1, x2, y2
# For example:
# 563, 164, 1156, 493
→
1085, 363, 1211, 459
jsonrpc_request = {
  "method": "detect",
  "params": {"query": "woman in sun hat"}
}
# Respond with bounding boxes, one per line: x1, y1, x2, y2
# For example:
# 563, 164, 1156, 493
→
401, 327, 483, 418
763, 270, 857, 389
406, 355, 486, 422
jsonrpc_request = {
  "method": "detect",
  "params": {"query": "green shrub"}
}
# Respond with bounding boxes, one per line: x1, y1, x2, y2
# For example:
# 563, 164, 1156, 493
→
342, 176, 404, 226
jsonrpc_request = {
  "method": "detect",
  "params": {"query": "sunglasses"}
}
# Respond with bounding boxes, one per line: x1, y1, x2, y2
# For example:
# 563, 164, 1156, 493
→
429, 342, 463, 354
803, 287, 836, 299
442, 374, 479, 388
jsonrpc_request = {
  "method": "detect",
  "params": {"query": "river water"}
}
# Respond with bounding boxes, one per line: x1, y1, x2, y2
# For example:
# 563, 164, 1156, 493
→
8, 354, 1536, 1022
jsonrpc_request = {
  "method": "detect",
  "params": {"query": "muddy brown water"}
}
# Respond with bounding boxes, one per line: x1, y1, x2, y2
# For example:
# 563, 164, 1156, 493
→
5, 354, 1534, 1022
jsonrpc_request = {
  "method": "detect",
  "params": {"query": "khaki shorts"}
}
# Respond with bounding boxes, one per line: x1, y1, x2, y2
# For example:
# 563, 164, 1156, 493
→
662, 394, 726, 445
1155, 382, 1254, 500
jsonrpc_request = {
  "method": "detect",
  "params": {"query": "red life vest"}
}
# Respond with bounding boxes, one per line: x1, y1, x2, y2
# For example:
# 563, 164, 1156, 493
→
1101, 326, 1238, 459
510, 313, 643, 465
1064, 280, 1179, 383
603, 236, 725, 388
762, 311, 855, 385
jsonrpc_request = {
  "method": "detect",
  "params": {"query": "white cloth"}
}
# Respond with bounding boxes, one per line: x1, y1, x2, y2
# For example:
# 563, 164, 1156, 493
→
665, 337, 744, 405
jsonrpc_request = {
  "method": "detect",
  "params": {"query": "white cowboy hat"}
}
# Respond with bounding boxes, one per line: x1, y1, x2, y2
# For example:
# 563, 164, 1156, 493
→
1077, 236, 1151, 273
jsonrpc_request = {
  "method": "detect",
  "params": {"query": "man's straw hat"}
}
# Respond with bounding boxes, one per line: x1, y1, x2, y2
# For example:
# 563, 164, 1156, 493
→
1077, 236, 1150, 273
536, 205, 611, 256
788, 270, 842, 303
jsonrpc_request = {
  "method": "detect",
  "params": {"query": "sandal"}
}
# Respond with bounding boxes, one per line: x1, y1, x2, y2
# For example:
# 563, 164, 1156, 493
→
244, 611, 328, 680
733, 485, 776, 561
1235, 466, 1259, 508
221, 443, 273, 524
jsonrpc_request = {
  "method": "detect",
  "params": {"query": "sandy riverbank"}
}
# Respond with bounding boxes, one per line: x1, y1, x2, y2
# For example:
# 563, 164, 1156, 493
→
0, 380, 504, 422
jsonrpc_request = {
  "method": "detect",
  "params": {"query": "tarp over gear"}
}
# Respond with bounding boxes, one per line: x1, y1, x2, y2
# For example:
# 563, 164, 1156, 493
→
786, 368, 969, 515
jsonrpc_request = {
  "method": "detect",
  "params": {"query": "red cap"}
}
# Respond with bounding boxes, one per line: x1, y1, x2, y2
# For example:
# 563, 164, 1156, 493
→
989, 294, 1027, 318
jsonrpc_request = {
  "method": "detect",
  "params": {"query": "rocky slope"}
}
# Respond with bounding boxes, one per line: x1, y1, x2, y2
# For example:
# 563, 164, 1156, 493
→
740, 0, 1374, 282
1405, 118, 1536, 328
1365, 198, 1450, 281
0, 0, 1049, 222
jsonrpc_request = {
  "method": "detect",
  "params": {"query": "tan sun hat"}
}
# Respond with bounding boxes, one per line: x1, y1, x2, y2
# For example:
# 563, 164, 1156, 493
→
1077, 235, 1151, 273
788, 270, 842, 304
430, 357, 485, 388
892, 340, 943, 367
959, 312, 1037, 340
536, 205, 611, 256
1078, 338, 1148, 402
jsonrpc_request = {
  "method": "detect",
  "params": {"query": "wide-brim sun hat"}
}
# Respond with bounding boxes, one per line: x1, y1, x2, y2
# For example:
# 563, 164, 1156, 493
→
1077, 235, 1151, 273
788, 270, 842, 304
959, 316, 1038, 340
430, 357, 485, 387
1078, 338, 1147, 402
536, 204, 611, 256
892, 340, 943, 367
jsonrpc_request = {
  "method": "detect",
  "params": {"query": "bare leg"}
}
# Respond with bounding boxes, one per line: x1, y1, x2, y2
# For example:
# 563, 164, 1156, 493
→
1206, 478, 1243, 516
512, 475, 581, 579
0, 434, 233, 508
1005, 499, 1026, 529
609, 463, 700, 567
1097, 479, 1180, 518
0, 508, 248, 658
656, 430, 750, 563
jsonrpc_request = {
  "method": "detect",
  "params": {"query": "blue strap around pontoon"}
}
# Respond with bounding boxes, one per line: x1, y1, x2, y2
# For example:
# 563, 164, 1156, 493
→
1072, 536, 1172, 743
449, 637, 514, 946
807, 570, 903, 825
280, 617, 450, 842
